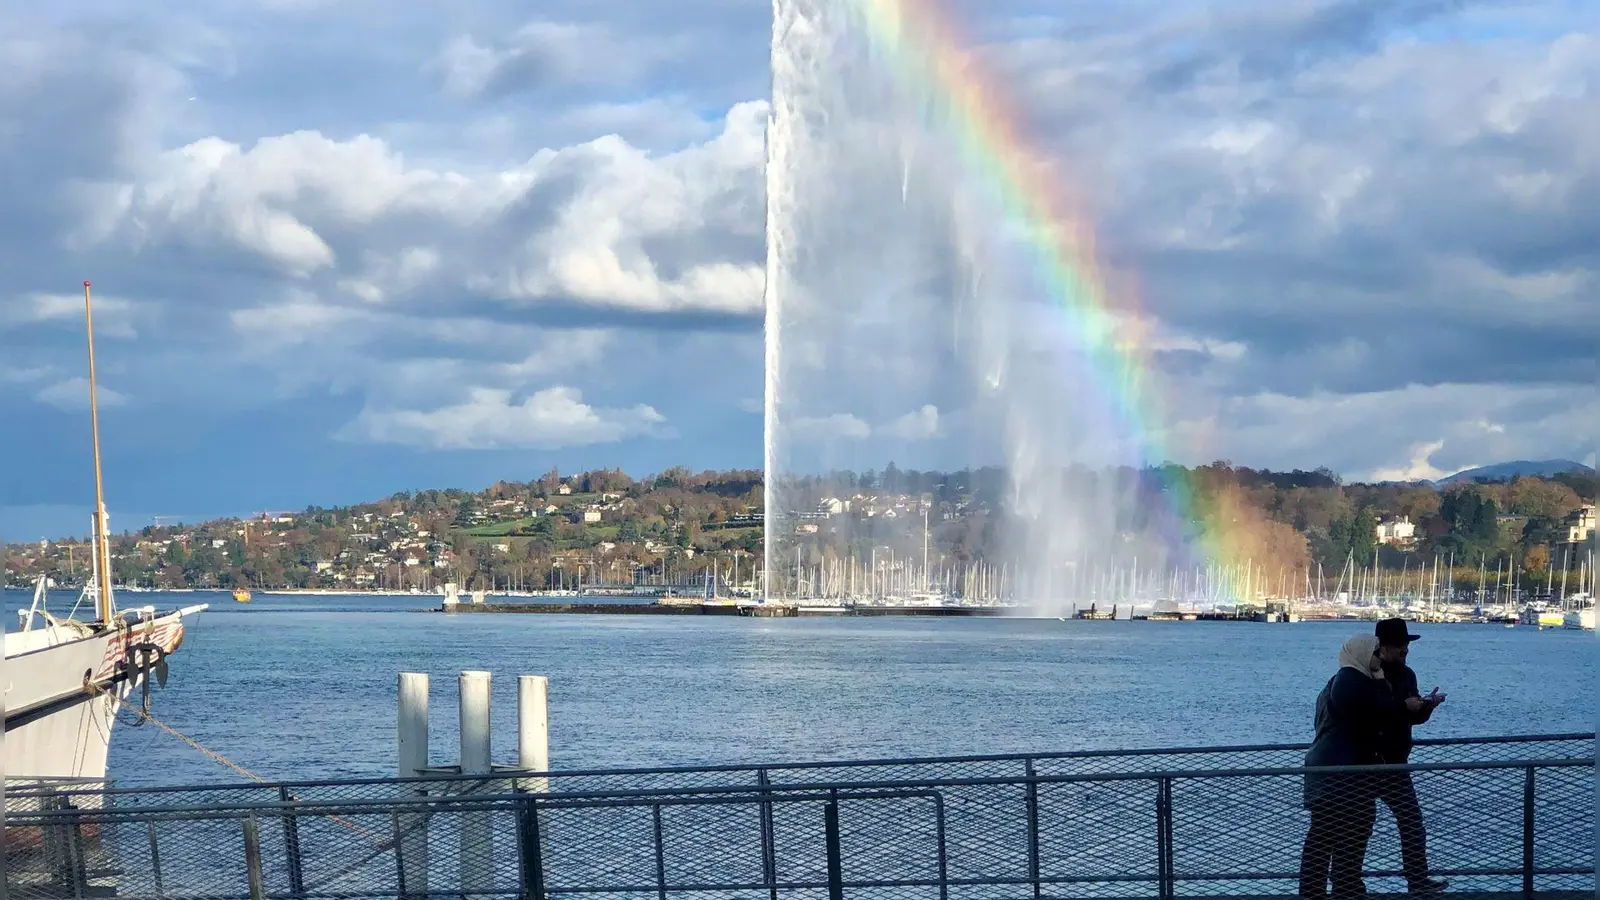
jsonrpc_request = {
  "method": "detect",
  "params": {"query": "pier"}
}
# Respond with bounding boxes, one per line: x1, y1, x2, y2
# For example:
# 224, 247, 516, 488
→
6, 732, 1591, 898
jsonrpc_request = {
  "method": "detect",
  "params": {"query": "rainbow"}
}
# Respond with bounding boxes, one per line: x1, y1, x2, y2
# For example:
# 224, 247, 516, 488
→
849, 0, 1265, 594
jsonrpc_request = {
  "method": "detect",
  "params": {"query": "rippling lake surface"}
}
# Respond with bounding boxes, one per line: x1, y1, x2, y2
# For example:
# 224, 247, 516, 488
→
6, 590, 1594, 786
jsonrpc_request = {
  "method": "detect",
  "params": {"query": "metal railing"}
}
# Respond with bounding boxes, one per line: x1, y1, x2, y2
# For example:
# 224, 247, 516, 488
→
4, 735, 1594, 899
7, 731, 1591, 809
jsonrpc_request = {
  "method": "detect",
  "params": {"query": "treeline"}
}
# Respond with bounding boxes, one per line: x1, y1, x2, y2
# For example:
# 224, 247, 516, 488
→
2, 462, 1592, 592
773, 462, 1594, 587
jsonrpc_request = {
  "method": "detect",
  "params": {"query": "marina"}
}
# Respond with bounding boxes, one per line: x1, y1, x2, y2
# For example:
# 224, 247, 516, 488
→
432, 589, 1596, 627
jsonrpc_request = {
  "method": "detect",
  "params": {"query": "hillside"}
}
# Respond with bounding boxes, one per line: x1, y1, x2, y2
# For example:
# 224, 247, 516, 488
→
1437, 459, 1594, 485
3, 463, 1593, 593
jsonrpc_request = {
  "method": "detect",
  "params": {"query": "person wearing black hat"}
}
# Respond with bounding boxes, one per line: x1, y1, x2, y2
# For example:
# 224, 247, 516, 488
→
1373, 618, 1448, 893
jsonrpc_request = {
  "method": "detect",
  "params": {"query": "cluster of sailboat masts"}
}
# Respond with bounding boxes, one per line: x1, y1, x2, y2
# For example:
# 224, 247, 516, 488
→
760, 547, 1598, 607
1329, 547, 1597, 609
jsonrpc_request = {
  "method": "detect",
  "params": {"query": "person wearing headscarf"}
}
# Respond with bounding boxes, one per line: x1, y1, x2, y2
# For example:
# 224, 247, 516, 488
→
1298, 634, 1427, 899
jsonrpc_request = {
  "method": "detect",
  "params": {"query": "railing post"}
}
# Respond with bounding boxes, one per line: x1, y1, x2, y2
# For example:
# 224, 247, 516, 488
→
1156, 777, 1175, 900
279, 786, 306, 899
758, 768, 778, 900
242, 815, 266, 900
1024, 757, 1041, 900
147, 821, 166, 898
652, 804, 668, 900
1521, 766, 1535, 900
824, 797, 844, 900
43, 797, 88, 897
516, 797, 547, 900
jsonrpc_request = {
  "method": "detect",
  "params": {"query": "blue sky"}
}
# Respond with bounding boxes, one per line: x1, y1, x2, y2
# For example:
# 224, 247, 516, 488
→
1, 0, 1595, 540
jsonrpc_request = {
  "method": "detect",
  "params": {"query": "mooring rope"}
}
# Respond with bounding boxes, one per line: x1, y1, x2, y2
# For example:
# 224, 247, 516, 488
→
87, 679, 385, 843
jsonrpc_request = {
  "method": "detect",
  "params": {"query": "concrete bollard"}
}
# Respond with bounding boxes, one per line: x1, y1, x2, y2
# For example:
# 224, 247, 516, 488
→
395, 669, 550, 895
396, 673, 429, 899
458, 671, 493, 894
518, 675, 550, 793
397, 673, 430, 779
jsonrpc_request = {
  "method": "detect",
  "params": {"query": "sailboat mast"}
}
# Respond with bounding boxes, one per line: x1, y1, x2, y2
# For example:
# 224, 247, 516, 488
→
84, 280, 115, 624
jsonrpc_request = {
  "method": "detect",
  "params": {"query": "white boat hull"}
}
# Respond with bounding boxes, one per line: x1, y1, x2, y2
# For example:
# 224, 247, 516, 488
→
4, 607, 199, 782
1563, 609, 1595, 631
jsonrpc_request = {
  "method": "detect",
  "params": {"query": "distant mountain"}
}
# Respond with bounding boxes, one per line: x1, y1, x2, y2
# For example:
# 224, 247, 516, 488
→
1436, 459, 1595, 485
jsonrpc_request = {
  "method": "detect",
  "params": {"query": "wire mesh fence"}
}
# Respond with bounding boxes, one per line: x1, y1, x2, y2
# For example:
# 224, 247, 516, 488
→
4, 738, 1592, 900
7, 732, 1592, 812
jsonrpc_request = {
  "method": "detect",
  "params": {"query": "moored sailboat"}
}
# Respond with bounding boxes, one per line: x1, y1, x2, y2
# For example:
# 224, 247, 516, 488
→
3, 280, 208, 784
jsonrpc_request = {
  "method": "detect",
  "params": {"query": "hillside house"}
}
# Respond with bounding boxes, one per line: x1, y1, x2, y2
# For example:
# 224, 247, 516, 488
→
1569, 505, 1596, 544
1375, 516, 1416, 546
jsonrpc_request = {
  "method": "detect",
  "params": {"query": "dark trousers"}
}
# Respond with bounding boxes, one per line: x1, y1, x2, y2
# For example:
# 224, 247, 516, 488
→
1375, 771, 1432, 886
1300, 788, 1378, 898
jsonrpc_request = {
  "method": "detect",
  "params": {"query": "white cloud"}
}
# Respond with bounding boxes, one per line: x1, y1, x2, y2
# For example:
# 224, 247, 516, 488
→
882, 405, 941, 441
434, 21, 687, 99
1369, 440, 1454, 484
0, 0, 1592, 491
1167, 382, 1597, 479
339, 386, 668, 450
83, 104, 767, 315
789, 413, 872, 442
5, 292, 137, 338
36, 377, 128, 411
0, 365, 53, 384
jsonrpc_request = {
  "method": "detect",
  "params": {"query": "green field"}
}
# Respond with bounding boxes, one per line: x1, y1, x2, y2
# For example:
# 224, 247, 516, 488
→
467, 517, 540, 537
466, 524, 622, 549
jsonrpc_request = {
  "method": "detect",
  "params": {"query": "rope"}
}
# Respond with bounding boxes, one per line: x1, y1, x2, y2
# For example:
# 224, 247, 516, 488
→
126, 705, 272, 785
87, 679, 384, 842
87, 675, 518, 891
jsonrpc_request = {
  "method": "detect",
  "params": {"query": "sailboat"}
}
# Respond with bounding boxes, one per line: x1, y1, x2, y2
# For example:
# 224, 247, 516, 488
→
3, 280, 209, 783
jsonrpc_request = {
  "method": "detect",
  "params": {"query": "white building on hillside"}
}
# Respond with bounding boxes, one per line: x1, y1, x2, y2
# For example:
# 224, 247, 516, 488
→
1376, 516, 1417, 546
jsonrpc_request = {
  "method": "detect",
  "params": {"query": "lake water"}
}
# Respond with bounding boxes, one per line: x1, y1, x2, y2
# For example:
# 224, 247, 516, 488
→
6, 590, 1595, 787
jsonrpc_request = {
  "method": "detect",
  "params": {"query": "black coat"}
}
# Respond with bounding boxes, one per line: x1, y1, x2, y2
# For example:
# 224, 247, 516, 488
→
1377, 660, 1436, 763
1302, 667, 1411, 808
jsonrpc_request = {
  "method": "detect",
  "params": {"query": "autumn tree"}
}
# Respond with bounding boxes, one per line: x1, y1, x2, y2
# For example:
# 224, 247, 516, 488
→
1522, 544, 1550, 580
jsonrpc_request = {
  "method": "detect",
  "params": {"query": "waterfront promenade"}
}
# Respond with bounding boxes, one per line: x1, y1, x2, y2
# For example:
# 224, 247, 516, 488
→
6, 733, 1592, 899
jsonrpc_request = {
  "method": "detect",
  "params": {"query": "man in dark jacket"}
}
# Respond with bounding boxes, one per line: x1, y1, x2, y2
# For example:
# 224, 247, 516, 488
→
1374, 618, 1448, 893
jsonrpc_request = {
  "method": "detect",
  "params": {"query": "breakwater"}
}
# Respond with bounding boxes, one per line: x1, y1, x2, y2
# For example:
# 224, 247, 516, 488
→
439, 601, 1060, 618
445, 601, 753, 616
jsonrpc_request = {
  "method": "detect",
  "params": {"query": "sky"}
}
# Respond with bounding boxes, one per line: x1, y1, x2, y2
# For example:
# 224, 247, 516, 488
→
0, 0, 1595, 539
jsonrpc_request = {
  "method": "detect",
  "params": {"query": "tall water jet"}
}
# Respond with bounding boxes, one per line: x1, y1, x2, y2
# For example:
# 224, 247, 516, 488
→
764, 0, 1158, 606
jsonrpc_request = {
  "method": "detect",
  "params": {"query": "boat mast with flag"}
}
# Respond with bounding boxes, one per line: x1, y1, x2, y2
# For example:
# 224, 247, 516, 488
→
3, 280, 209, 784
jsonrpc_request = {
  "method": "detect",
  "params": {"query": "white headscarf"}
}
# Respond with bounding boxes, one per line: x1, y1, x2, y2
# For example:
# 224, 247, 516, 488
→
1338, 634, 1384, 679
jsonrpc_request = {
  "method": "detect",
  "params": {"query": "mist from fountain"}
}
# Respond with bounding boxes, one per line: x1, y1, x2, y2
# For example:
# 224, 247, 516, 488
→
763, 0, 1156, 609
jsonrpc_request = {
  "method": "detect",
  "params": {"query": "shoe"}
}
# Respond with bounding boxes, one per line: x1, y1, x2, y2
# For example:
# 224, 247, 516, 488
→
1408, 878, 1448, 894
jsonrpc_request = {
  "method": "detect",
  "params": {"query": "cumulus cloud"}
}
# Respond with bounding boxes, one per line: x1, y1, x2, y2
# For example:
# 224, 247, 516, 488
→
339, 386, 669, 450
36, 377, 128, 411
787, 406, 946, 445
882, 405, 941, 441
1168, 382, 1597, 480
1369, 440, 1453, 484
82, 104, 766, 316
0, 0, 1592, 529
790, 413, 872, 443
434, 21, 688, 99
4, 292, 137, 338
